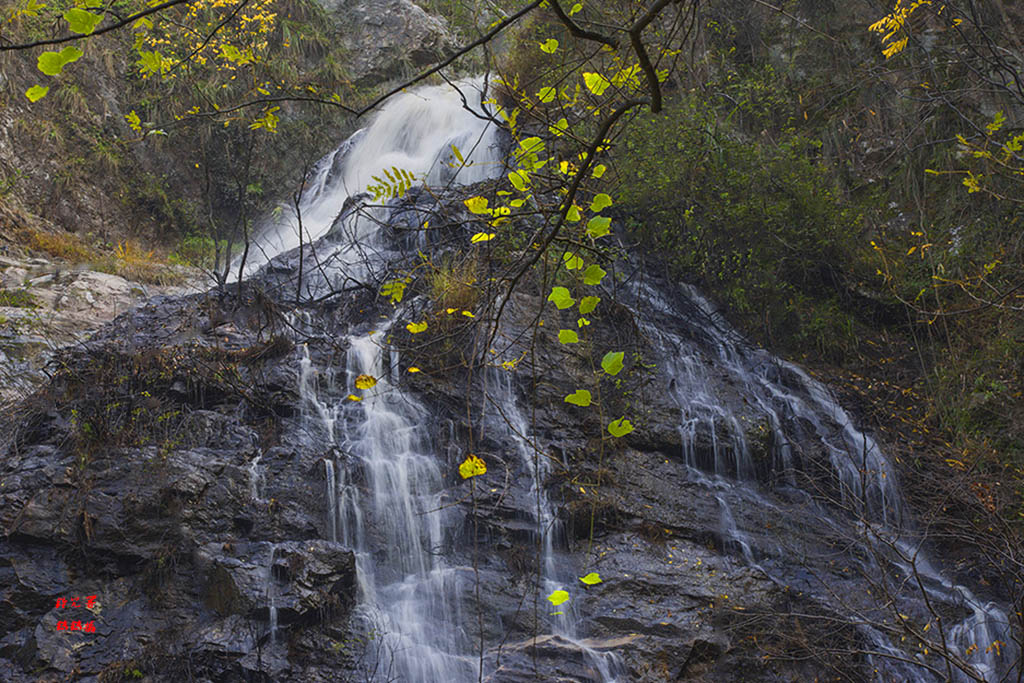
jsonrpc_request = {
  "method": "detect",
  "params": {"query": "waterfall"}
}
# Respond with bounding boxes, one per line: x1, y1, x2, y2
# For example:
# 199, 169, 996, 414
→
243, 76, 505, 275
248, 77, 1014, 681
485, 367, 627, 680
633, 278, 1015, 682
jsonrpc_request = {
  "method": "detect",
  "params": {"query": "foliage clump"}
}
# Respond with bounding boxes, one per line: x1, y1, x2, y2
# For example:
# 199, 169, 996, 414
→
617, 95, 864, 362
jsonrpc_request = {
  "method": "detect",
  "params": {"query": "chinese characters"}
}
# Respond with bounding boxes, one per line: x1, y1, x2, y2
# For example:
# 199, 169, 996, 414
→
54, 595, 98, 633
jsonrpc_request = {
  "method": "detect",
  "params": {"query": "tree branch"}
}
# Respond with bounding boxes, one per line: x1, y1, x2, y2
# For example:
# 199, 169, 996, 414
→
548, 0, 618, 49
0, 0, 194, 51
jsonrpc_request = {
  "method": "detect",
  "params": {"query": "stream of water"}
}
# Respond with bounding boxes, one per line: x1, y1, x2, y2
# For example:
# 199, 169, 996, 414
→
251, 78, 1015, 682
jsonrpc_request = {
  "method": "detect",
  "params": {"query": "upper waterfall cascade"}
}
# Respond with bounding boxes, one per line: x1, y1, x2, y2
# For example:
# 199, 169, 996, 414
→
244, 77, 505, 274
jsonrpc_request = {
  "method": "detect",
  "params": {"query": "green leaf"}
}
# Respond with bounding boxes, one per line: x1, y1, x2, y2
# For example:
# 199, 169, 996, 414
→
583, 72, 610, 96
25, 85, 49, 102
464, 196, 490, 214
986, 110, 1006, 135
591, 164, 607, 179
64, 7, 101, 34
547, 589, 570, 606
37, 46, 83, 76
558, 329, 579, 344
563, 252, 584, 270
518, 137, 544, 155
549, 117, 568, 136
471, 232, 495, 243
601, 351, 624, 376
564, 389, 592, 407
548, 286, 575, 310
508, 170, 528, 192
583, 264, 606, 286
608, 417, 635, 437
249, 106, 280, 133
569, 2, 583, 15
577, 317, 590, 327
590, 193, 613, 212
586, 216, 611, 239
537, 86, 556, 103
579, 572, 603, 585
579, 296, 600, 314
539, 38, 559, 54
566, 205, 581, 222
137, 50, 164, 76
509, 198, 526, 208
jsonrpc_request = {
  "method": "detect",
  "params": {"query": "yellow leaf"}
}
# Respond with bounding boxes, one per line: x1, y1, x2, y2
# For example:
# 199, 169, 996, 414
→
547, 589, 569, 606
354, 374, 377, 390
461, 311, 475, 318
408, 367, 421, 373
347, 394, 363, 401
471, 232, 495, 243
459, 454, 487, 479
464, 196, 490, 214
579, 572, 602, 585
446, 308, 458, 314
406, 321, 428, 334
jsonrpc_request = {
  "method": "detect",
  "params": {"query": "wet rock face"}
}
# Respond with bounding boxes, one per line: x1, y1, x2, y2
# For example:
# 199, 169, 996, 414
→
0, 293, 358, 681
0, 189, 1009, 681
0, 260, 818, 681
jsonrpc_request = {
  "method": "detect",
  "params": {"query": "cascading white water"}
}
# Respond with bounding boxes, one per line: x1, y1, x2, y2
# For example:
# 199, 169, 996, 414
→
247, 75, 1014, 681
299, 329, 477, 681
265, 543, 278, 644
485, 367, 627, 680
636, 279, 1015, 681
268, 78, 510, 682
243, 77, 505, 275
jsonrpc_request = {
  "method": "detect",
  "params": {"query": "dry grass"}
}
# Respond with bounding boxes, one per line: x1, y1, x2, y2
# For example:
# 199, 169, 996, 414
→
20, 228, 96, 263
16, 229, 187, 286
93, 240, 188, 287
427, 254, 479, 313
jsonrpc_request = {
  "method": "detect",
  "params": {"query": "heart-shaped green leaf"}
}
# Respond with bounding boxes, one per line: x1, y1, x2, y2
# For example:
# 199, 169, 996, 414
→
590, 193, 613, 212
25, 85, 49, 102
547, 589, 570, 606
583, 264, 606, 286
464, 196, 489, 214
579, 572, 603, 585
37, 46, 83, 76
586, 216, 611, 239
64, 7, 102, 34
608, 417, 635, 437
579, 296, 600, 314
583, 72, 610, 96
548, 286, 575, 310
564, 389, 592, 407
558, 329, 579, 344
563, 252, 584, 270
601, 351, 624, 376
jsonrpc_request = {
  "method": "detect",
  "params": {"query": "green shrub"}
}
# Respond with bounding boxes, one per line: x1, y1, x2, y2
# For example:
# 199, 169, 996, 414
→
616, 93, 863, 360
0, 289, 39, 309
